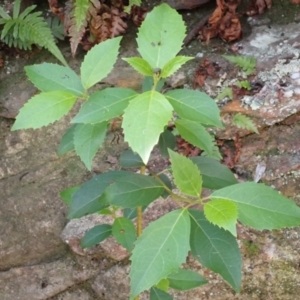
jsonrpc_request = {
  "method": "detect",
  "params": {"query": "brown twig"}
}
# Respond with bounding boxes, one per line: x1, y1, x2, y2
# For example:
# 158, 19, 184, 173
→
183, 13, 211, 46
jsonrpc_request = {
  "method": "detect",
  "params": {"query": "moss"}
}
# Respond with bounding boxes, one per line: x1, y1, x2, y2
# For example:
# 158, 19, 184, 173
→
266, 0, 300, 25
243, 240, 260, 256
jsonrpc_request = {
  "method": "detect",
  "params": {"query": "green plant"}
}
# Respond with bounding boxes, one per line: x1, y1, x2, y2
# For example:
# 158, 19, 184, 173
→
0, 0, 67, 66
232, 113, 259, 134
12, 4, 300, 299
223, 55, 256, 75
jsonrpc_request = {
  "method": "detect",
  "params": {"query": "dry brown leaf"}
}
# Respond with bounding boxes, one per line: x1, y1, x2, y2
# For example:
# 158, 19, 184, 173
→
291, 0, 300, 3
199, 0, 242, 43
130, 5, 149, 27
219, 12, 242, 42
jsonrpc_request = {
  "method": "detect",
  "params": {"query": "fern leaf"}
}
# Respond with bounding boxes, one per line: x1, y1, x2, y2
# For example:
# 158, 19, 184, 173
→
0, 6, 11, 20
235, 80, 251, 90
216, 87, 233, 101
0, 5, 68, 66
74, 0, 90, 31
223, 55, 256, 75
232, 113, 259, 134
46, 16, 65, 40
18, 5, 36, 20
13, 0, 21, 19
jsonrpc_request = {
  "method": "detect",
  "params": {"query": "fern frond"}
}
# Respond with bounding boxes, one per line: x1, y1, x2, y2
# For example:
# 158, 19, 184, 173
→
232, 113, 259, 134
74, 0, 90, 31
0, 3, 68, 66
0, 6, 11, 20
13, 0, 21, 19
223, 55, 256, 75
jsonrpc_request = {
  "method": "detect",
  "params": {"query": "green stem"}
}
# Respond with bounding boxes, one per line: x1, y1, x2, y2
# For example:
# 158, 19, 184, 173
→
147, 167, 201, 205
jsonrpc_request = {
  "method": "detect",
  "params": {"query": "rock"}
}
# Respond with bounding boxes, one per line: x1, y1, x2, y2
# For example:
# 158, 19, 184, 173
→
0, 257, 99, 300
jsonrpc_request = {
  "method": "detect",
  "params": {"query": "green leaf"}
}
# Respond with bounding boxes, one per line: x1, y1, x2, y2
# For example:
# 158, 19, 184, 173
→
175, 119, 215, 156
190, 157, 238, 189
142, 77, 165, 92
60, 186, 80, 206
119, 148, 144, 168
25, 63, 85, 97
232, 113, 259, 134
122, 90, 173, 164
12, 91, 77, 130
57, 124, 76, 155
150, 287, 173, 300
72, 88, 137, 124
73, 122, 107, 170
105, 173, 164, 208
136, 3, 186, 69
167, 269, 207, 291
204, 200, 238, 236
130, 209, 190, 298
216, 87, 233, 101
80, 37, 122, 90
155, 278, 169, 292
168, 150, 202, 197
201, 144, 223, 161
235, 80, 251, 90
68, 170, 131, 219
165, 89, 223, 128
81, 224, 112, 248
189, 209, 242, 292
223, 55, 256, 75
161, 56, 193, 78
158, 129, 176, 157
123, 57, 153, 76
112, 217, 137, 252
211, 182, 300, 230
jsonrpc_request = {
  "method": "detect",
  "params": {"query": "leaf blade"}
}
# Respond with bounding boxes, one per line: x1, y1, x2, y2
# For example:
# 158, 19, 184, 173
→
167, 269, 207, 291
72, 88, 137, 124
190, 156, 238, 189
211, 182, 300, 230
123, 57, 154, 76
112, 217, 137, 252
137, 4, 186, 69
12, 91, 77, 130
169, 150, 202, 197
81, 224, 112, 248
25, 63, 85, 97
122, 91, 173, 164
175, 119, 215, 156
204, 199, 238, 236
165, 89, 223, 128
68, 170, 131, 219
73, 122, 107, 170
189, 209, 242, 292
80, 37, 122, 89
105, 173, 164, 208
57, 124, 77, 155
161, 56, 193, 78
130, 209, 190, 298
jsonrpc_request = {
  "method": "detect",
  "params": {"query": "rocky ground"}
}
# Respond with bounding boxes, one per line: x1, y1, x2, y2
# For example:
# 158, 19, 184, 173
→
1, 1, 300, 299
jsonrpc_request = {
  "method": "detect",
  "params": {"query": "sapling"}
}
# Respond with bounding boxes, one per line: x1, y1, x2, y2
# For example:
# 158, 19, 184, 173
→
12, 3, 300, 300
